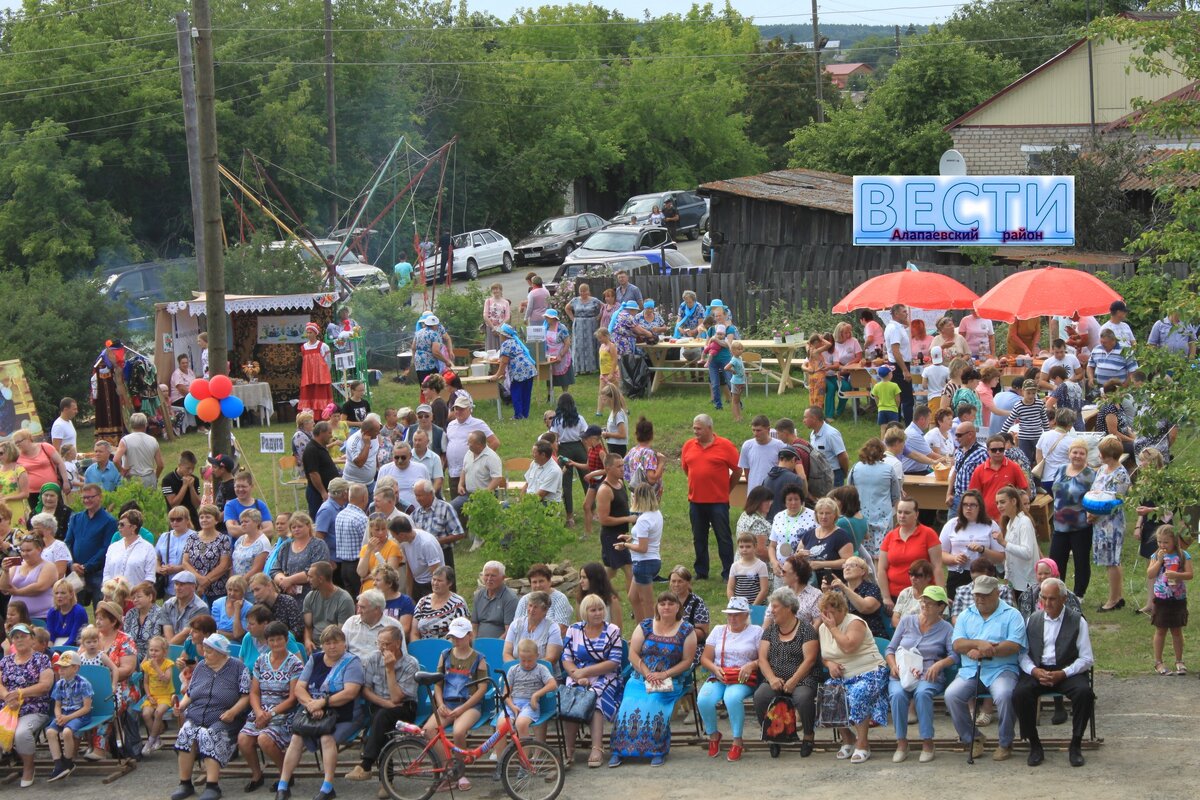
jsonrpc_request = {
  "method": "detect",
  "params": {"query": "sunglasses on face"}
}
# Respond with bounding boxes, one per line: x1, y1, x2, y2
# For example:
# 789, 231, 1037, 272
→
988, 447, 1005, 453
954, 432, 970, 438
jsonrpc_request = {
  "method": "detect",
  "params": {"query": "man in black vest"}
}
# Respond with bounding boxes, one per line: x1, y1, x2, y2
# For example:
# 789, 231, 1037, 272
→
1014, 577, 1095, 767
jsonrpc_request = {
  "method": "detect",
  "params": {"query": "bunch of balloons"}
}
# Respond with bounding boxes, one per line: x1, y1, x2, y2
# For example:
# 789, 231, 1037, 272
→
183, 375, 244, 423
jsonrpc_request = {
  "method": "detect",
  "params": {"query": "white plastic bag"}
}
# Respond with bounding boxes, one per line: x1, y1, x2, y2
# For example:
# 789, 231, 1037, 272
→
897, 646, 924, 692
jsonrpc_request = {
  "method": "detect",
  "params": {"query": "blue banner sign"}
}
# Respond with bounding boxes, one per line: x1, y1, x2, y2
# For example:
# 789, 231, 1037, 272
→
853, 176, 1075, 247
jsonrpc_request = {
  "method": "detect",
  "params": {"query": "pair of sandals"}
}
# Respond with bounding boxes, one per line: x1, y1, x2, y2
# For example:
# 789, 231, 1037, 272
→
1155, 661, 1187, 675
837, 744, 871, 763
563, 747, 603, 768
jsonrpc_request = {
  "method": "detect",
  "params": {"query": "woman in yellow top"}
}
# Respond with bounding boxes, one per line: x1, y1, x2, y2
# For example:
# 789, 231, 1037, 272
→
141, 634, 176, 753
355, 514, 402, 592
818, 590, 889, 763
595, 328, 619, 416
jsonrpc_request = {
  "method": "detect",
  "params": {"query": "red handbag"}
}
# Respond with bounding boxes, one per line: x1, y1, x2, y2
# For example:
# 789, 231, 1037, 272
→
719, 627, 758, 687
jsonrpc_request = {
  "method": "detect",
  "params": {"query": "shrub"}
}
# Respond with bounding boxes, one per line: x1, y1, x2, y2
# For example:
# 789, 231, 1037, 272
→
461, 491, 574, 577
434, 281, 490, 349
103, 479, 169, 539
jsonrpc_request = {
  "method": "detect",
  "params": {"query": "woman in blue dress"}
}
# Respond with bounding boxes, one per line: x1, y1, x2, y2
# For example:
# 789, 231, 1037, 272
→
492, 325, 538, 420
561, 593, 624, 768
609, 593, 697, 768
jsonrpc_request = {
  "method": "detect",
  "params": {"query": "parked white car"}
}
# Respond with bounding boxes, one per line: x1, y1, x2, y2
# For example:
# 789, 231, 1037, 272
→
434, 228, 514, 281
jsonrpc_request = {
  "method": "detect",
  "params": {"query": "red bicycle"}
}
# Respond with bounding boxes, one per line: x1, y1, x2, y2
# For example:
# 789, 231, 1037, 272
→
378, 671, 564, 800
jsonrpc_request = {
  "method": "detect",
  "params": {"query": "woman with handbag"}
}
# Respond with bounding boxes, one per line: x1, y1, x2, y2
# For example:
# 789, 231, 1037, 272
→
561, 593, 624, 768
697, 595, 763, 762
884, 585, 955, 763
817, 590, 889, 764
752, 587, 819, 758
0, 623, 53, 787
609, 592, 697, 768
1035, 408, 1077, 491
172, 633, 251, 800
275, 625, 364, 800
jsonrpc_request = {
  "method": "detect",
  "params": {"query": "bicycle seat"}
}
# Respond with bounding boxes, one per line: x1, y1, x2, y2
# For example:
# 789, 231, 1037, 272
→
415, 671, 445, 687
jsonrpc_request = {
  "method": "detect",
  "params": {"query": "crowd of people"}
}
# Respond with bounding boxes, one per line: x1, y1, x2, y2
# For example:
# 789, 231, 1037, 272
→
0, 289, 1189, 796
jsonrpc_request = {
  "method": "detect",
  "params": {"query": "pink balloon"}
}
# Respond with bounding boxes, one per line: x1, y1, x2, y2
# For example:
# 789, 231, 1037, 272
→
209, 374, 233, 400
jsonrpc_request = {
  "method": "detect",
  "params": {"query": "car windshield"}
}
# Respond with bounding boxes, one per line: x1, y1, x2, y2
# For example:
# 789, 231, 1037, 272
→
617, 197, 660, 216
580, 231, 639, 252
453, 234, 470, 248
534, 218, 575, 235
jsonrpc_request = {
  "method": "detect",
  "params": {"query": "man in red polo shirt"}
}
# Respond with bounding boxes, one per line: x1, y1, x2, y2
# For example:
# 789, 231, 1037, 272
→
680, 413, 742, 581
968, 433, 1030, 519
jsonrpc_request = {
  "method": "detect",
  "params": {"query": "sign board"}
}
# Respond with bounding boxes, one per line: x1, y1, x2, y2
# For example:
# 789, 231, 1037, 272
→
939, 149, 967, 176
333, 351, 356, 371
0, 359, 43, 442
259, 432, 285, 454
852, 176, 1075, 247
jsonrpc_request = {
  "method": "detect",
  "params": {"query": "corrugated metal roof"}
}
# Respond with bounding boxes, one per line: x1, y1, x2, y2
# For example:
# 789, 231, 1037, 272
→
699, 169, 853, 214
825, 62, 872, 75
1103, 82, 1200, 132
1121, 149, 1200, 191
990, 247, 1134, 266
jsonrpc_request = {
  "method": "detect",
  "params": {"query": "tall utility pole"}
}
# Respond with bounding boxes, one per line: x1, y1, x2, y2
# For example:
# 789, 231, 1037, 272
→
812, 0, 823, 123
324, 0, 339, 226
894, 24, 901, 59
176, 12, 206, 291
193, 0, 231, 457
1085, 0, 1096, 136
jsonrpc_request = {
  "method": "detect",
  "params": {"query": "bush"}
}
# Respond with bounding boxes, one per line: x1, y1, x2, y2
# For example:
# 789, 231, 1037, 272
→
103, 479, 169, 540
461, 491, 574, 577
743, 299, 841, 341
350, 284, 419, 365
434, 282, 490, 350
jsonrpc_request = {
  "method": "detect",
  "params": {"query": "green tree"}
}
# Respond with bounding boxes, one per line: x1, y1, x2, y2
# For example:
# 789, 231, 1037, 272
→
741, 37, 834, 169
844, 32, 899, 74
787, 32, 1020, 175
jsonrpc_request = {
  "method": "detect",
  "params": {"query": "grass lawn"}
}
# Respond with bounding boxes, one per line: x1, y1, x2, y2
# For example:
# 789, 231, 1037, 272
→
81, 372, 1187, 677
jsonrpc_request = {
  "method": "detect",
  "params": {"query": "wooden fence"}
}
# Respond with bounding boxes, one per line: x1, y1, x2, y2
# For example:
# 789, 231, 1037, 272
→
573, 261, 1193, 324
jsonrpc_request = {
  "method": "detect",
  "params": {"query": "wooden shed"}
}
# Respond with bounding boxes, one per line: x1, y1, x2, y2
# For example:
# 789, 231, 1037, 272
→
699, 168, 951, 285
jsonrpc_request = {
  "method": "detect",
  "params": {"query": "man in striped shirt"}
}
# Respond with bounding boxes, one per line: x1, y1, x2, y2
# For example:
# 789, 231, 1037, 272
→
1087, 329, 1137, 387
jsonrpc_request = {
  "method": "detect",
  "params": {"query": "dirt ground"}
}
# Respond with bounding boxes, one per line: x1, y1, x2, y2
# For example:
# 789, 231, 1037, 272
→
7, 674, 1196, 800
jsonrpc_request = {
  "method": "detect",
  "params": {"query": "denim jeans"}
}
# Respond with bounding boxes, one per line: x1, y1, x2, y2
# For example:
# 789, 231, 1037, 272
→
708, 361, 727, 408
698, 680, 755, 739
889, 676, 946, 741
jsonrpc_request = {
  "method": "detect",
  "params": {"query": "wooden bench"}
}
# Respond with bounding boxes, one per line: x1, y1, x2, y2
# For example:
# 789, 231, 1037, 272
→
1030, 493, 1054, 542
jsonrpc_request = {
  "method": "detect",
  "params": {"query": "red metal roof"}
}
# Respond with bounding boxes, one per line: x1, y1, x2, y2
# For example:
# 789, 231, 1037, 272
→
825, 62, 872, 76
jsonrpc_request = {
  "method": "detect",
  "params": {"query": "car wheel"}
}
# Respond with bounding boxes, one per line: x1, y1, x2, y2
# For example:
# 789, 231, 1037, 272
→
500, 252, 513, 273
466, 258, 479, 280
686, 226, 699, 240
559, 242, 575, 263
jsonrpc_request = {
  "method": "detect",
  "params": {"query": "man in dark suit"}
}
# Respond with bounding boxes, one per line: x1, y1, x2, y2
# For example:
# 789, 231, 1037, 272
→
1014, 577, 1095, 767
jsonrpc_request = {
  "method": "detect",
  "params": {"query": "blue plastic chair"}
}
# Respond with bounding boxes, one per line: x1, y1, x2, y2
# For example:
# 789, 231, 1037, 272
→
473, 637, 506, 676
874, 636, 891, 658
75, 665, 116, 739
749, 605, 767, 626
51, 645, 78, 655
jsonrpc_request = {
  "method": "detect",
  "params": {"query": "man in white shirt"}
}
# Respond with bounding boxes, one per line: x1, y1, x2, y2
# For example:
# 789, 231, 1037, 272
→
342, 589, 405, 659
804, 406, 849, 486
738, 414, 786, 490
444, 396, 500, 497
1098, 300, 1135, 350
388, 515, 444, 600
51, 397, 78, 450
342, 413, 382, 490
523, 441, 563, 503
377, 442, 430, 510
1013, 578, 1094, 768
410, 429, 445, 495
1056, 313, 1100, 354
884, 303, 914, 423
1038, 339, 1083, 390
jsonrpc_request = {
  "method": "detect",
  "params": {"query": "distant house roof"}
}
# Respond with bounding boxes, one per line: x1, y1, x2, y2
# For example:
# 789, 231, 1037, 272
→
1120, 149, 1200, 192
825, 62, 872, 76
1102, 81, 1200, 132
699, 169, 853, 215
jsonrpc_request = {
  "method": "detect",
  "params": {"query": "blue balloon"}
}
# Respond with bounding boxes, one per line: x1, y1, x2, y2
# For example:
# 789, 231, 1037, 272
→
183, 394, 200, 415
219, 395, 245, 419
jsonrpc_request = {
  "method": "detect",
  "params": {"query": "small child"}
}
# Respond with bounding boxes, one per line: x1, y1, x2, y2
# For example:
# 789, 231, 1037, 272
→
45, 650, 94, 782
140, 635, 176, 753
1135, 448, 1169, 615
922, 347, 950, 406
426, 618, 489, 789
498, 639, 556, 773
60, 443, 83, 492
648, 205, 664, 226
570, 425, 608, 538
595, 329, 619, 416
727, 532, 769, 605
724, 341, 747, 421
703, 324, 731, 411
872, 365, 902, 435
1148, 525, 1192, 676
77, 625, 119, 689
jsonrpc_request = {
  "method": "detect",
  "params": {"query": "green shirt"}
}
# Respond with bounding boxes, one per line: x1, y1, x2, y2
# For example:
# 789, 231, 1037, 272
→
872, 380, 902, 413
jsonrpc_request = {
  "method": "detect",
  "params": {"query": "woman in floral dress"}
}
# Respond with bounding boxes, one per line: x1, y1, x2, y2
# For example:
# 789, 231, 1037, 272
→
483, 283, 511, 351
544, 310, 575, 392
1089, 435, 1132, 612
184, 504, 233, 605
238, 622, 304, 791
567, 283, 603, 373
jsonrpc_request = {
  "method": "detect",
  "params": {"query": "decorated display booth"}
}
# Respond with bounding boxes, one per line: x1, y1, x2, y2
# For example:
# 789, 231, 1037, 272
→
154, 293, 337, 425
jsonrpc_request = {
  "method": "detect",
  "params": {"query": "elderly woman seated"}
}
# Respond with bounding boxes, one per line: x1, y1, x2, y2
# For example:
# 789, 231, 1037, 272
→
502, 591, 564, 664
885, 585, 957, 763
817, 590, 889, 764
0, 623, 54, 787
825, 555, 886, 637
172, 633, 252, 800
753, 587, 820, 758
697, 596, 763, 762
275, 625, 364, 800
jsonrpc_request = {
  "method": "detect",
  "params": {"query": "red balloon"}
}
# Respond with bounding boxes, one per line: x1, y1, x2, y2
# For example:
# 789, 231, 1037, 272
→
190, 378, 212, 400
209, 374, 233, 400
196, 397, 221, 423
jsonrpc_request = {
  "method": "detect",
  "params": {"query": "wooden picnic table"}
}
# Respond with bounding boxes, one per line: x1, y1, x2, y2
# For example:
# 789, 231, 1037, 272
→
903, 472, 950, 512
643, 338, 806, 396
459, 359, 553, 420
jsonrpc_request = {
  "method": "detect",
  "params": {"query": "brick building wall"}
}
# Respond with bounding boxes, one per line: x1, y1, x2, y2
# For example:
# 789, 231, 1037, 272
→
950, 125, 1094, 174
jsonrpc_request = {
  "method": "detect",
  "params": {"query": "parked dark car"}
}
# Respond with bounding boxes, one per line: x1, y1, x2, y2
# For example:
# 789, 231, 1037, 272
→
565, 225, 676, 263
608, 191, 707, 239
100, 258, 194, 333
547, 255, 656, 295
515, 213, 608, 265
640, 248, 705, 275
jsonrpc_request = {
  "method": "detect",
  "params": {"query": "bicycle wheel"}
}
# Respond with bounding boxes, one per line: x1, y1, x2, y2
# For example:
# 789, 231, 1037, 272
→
500, 738, 564, 800
378, 735, 442, 800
